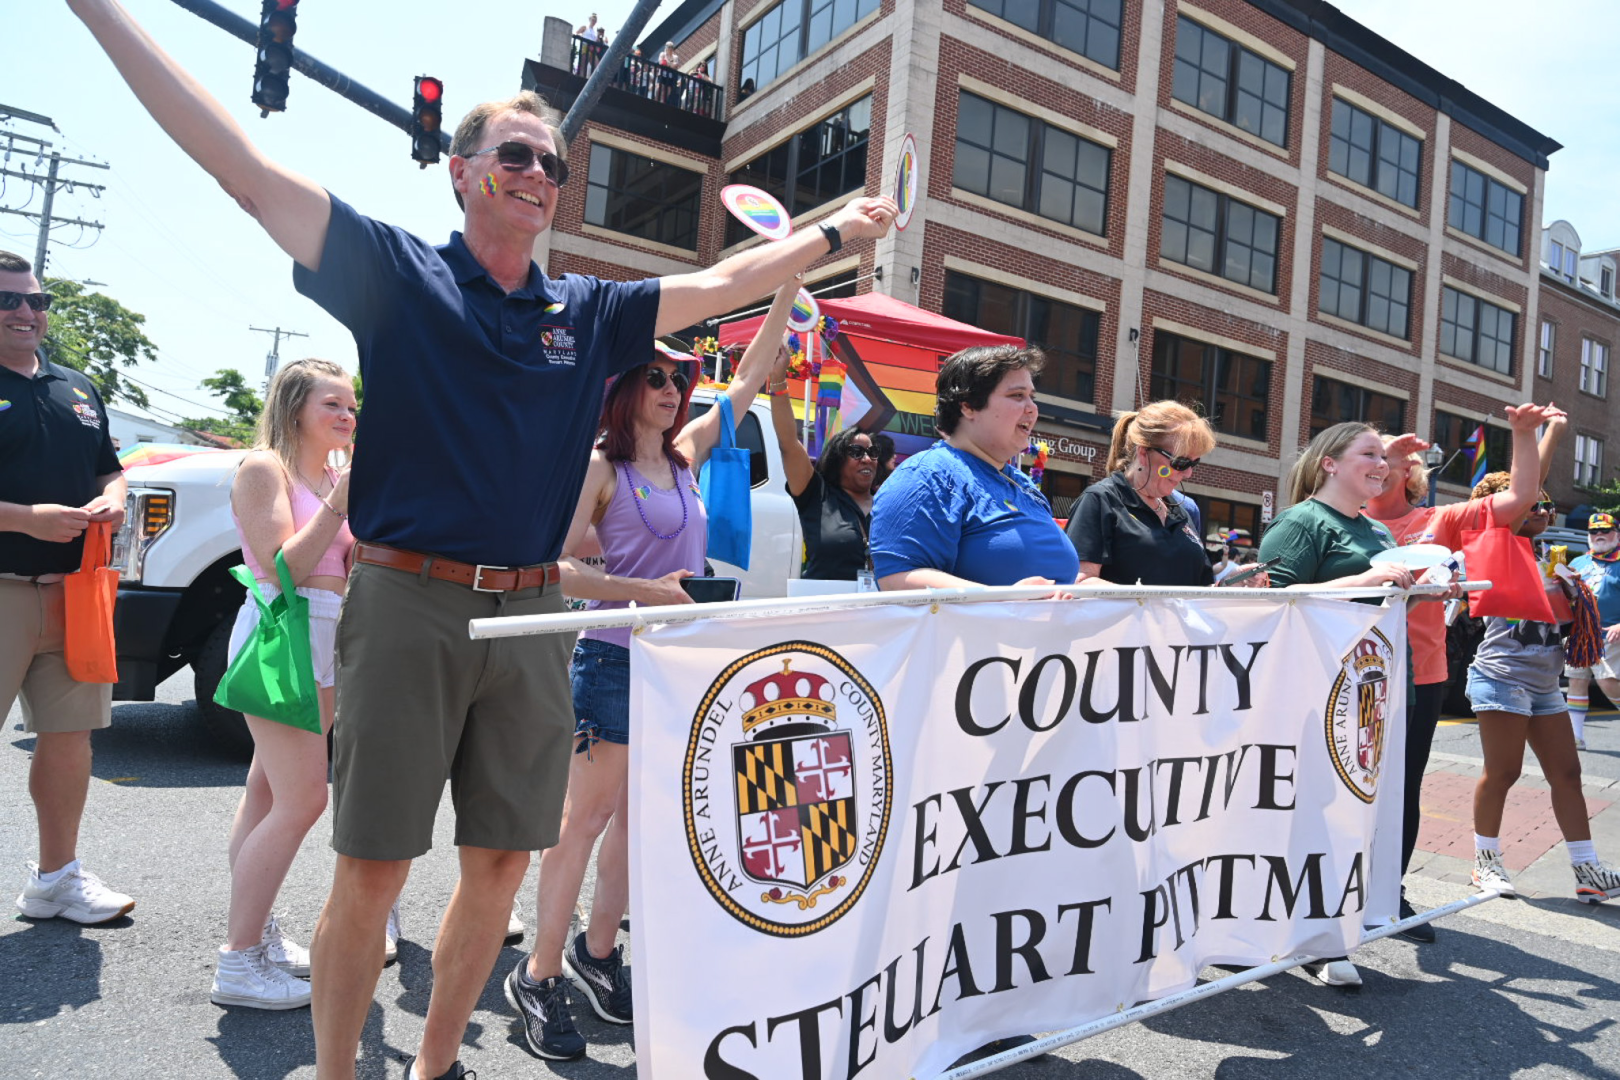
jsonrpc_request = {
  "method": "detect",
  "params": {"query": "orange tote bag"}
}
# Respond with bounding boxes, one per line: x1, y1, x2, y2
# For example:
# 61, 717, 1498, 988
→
63, 520, 120, 683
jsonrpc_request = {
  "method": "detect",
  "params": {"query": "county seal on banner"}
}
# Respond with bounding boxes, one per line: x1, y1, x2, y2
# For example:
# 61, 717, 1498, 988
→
628, 594, 1407, 1079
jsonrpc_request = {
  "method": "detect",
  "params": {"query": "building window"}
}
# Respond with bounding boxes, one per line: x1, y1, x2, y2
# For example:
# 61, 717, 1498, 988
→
943, 270, 1100, 404
1549, 239, 1564, 273
967, 0, 1123, 69
1309, 375, 1406, 439
1317, 238, 1412, 339
1438, 286, 1515, 375
1538, 320, 1555, 378
584, 146, 703, 250
1201, 496, 1261, 538
1564, 248, 1578, 280
1602, 266, 1615, 298
1149, 331, 1271, 440
737, 0, 879, 101
1171, 16, 1291, 147
1448, 160, 1522, 257
1433, 411, 1510, 487
1042, 471, 1089, 521
1581, 338, 1610, 397
953, 92, 1111, 235
1326, 98, 1421, 209
1160, 174, 1280, 293
1575, 433, 1605, 487
725, 96, 872, 247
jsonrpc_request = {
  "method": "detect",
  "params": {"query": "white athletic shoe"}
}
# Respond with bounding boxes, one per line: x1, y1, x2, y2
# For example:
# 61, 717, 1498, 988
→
1473, 849, 1517, 896
384, 901, 401, 965
211, 943, 312, 1009
1574, 736, 1587, 751
1307, 958, 1362, 988
15, 862, 135, 924
507, 907, 525, 945
1573, 860, 1620, 904
261, 914, 310, 977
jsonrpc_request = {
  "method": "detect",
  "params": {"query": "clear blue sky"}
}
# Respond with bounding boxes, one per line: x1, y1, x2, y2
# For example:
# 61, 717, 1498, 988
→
14, 1, 1618, 426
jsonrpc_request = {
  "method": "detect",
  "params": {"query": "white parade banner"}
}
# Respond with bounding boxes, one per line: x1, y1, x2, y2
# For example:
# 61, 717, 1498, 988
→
627, 594, 1408, 1079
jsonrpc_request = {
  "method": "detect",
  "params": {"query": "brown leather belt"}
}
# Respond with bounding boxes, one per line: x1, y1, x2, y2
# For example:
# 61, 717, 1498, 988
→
354, 542, 561, 592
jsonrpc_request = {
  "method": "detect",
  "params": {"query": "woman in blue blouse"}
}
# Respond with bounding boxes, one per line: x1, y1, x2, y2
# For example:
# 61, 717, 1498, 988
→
871, 344, 1078, 589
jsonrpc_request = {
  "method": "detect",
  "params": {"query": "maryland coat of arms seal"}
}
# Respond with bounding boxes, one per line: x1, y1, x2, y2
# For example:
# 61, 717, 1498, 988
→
1324, 631, 1395, 804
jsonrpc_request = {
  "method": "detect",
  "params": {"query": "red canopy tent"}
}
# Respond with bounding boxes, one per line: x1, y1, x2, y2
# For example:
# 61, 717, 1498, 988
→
718, 292, 1022, 456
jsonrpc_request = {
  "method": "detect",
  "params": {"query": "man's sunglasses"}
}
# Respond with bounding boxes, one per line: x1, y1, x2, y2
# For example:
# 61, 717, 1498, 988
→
1150, 446, 1201, 472
0, 291, 51, 312
466, 142, 570, 186
644, 368, 689, 393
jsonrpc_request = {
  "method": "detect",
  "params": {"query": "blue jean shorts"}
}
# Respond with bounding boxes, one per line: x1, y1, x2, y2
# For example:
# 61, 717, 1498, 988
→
570, 637, 631, 755
1465, 667, 1567, 718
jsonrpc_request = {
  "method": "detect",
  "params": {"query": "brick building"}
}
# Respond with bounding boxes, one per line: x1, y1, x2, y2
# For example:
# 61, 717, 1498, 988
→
1534, 220, 1620, 521
525, 0, 1559, 528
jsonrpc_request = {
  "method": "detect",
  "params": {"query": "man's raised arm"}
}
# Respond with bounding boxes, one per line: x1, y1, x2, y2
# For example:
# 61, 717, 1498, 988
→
68, 0, 331, 270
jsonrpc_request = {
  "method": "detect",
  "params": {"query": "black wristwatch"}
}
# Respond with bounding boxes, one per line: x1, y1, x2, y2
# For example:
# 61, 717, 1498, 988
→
818, 221, 843, 254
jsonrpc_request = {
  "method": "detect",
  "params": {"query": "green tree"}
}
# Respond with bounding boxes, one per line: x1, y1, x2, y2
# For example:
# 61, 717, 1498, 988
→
41, 279, 156, 407
1581, 476, 1620, 515
182, 368, 262, 445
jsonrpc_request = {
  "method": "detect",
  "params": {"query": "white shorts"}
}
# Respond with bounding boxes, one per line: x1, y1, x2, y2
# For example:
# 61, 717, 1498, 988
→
227, 584, 344, 689
1565, 636, 1620, 683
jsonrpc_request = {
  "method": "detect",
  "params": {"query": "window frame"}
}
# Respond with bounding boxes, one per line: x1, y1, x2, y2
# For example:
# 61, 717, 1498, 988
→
582, 144, 705, 251
1317, 236, 1413, 340
942, 269, 1102, 405
1447, 159, 1523, 257
1438, 285, 1516, 375
1575, 433, 1605, 488
1171, 15, 1292, 148
724, 96, 874, 248
1308, 375, 1407, 439
1538, 319, 1555, 379
1580, 338, 1610, 398
1326, 97, 1422, 209
737, 0, 880, 102
1160, 174, 1281, 294
1148, 330, 1272, 440
966, 0, 1124, 71
952, 90, 1112, 236
1433, 411, 1510, 488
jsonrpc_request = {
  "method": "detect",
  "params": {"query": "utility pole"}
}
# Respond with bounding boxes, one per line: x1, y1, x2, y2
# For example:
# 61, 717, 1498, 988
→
250, 325, 309, 393
0, 107, 109, 278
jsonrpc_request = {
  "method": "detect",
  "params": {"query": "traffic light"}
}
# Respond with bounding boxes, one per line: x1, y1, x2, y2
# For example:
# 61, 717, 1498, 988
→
251, 0, 299, 117
412, 76, 444, 167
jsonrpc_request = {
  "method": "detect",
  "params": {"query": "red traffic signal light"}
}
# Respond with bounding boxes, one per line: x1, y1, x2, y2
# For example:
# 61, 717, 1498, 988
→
412, 76, 445, 167
251, 0, 300, 116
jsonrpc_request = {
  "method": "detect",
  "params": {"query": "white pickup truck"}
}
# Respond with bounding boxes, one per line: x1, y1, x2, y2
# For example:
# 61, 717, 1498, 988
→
110, 389, 803, 749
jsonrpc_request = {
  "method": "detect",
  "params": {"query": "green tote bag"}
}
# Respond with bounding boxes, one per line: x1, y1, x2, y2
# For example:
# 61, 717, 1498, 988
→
213, 549, 322, 733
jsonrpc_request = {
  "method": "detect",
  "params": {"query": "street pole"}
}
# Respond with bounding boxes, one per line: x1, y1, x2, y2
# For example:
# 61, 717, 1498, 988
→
250, 325, 309, 394
33, 153, 58, 275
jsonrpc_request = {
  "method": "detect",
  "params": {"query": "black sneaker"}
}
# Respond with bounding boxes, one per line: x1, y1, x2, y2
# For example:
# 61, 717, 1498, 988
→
562, 931, 633, 1024
503, 963, 586, 1061
404, 1058, 474, 1079
1396, 895, 1436, 943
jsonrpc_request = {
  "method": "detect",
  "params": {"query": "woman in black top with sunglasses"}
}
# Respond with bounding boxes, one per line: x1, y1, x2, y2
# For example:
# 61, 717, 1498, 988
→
767, 350, 881, 582
1066, 400, 1219, 587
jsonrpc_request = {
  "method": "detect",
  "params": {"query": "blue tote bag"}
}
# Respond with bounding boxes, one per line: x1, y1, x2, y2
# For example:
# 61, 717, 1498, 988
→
699, 395, 752, 569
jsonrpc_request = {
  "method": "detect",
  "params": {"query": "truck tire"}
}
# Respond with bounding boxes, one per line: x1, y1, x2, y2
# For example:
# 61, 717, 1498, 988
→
193, 617, 253, 755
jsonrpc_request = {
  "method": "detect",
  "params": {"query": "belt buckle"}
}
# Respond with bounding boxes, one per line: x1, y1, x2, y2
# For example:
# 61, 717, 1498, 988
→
471, 564, 510, 593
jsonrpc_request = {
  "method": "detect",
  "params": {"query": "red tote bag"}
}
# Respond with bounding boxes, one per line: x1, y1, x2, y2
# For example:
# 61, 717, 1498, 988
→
63, 520, 120, 684
1462, 500, 1554, 623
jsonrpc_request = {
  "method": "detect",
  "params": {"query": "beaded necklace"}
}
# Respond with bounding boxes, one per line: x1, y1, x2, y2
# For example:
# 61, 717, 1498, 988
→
622, 459, 688, 540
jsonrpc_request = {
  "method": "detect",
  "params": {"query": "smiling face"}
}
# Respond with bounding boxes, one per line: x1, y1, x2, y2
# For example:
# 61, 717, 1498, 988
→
1322, 430, 1389, 502
297, 375, 358, 454
453, 111, 561, 237
0, 268, 47, 368
959, 367, 1038, 465
838, 434, 877, 495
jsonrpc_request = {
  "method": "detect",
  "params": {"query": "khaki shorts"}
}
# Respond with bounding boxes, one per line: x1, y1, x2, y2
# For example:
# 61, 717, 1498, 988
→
0, 578, 113, 734
330, 561, 576, 860
1566, 636, 1620, 683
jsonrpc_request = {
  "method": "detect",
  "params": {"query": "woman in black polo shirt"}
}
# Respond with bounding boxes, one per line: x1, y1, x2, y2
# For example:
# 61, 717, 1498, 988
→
767, 352, 880, 582
1066, 400, 1217, 586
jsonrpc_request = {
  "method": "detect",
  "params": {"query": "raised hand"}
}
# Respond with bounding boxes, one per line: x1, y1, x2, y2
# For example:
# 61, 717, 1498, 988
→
829, 196, 899, 242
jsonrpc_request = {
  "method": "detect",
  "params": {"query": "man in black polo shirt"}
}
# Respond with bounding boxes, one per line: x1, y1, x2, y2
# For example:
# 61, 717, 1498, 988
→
0, 249, 134, 926
72, 3, 895, 1076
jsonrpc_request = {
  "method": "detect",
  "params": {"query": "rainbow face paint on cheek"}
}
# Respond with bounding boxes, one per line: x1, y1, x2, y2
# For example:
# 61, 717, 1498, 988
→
480, 173, 500, 198
1158, 465, 1174, 479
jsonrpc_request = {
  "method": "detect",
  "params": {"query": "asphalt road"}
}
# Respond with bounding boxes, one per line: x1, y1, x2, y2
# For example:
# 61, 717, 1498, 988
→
4, 673, 1619, 1079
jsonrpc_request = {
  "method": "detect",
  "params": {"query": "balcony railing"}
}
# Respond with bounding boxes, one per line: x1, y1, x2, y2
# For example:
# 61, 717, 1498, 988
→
570, 36, 721, 120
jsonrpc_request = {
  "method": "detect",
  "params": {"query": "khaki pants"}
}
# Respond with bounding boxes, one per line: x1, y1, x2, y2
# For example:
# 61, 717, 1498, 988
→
0, 578, 112, 734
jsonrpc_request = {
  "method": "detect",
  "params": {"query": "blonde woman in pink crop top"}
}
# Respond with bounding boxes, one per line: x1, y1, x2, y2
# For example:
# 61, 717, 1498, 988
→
212, 357, 356, 1011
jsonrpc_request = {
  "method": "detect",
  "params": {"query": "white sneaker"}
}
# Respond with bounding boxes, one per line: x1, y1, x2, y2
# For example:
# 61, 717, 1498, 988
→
211, 943, 312, 1009
1473, 848, 1517, 896
507, 907, 525, 944
261, 914, 311, 977
16, 862, 135, 924
1573, 860, 1620, 904
384, 901, 401, 965
1307, 958, 1362, 988
1574, 736, 1587, 751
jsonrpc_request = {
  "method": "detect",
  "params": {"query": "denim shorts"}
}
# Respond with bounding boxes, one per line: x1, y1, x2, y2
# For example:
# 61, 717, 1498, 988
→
571, 637, 631, 755
1465, 667, 1568, 718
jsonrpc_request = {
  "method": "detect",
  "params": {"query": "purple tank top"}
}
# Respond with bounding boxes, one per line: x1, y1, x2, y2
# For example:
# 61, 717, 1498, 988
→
582, 458, 708, 648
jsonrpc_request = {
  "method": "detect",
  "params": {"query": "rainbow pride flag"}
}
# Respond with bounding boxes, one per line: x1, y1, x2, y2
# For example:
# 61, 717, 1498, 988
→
1465, 424, 1488, 487
817, 360, 845, 407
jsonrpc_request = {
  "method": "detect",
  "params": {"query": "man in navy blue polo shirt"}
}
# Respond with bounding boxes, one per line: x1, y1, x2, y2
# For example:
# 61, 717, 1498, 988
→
72, 3, 895, 1076
0, 249, 135, 927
